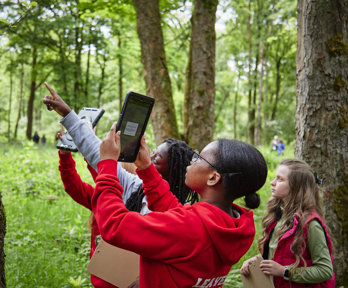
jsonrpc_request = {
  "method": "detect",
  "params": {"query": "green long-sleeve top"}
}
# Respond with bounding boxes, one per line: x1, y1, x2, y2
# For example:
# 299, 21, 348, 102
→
268, 218, 333, 283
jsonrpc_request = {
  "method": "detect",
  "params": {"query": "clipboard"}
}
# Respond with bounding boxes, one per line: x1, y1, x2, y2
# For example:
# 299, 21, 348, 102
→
241, 256, 274, 288
87, 239, 140, 288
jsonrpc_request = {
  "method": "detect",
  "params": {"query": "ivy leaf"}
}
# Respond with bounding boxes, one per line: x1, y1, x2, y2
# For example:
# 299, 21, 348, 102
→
31, 1, 37, 7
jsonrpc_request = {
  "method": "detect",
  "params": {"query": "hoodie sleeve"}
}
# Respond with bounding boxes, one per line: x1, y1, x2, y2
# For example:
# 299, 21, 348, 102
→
58, 151, 94, 210
92, 160, 198, 260
61, 110, 102, 171
61, 110, 143, 202
136, 163, 183, 212
85, 158, 98, 182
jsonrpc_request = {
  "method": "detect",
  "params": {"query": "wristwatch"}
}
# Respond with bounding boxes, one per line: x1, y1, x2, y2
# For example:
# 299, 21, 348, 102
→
283, 267, 290, 281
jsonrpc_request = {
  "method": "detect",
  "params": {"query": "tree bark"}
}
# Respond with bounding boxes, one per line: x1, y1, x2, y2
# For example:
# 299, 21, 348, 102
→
26, 46, 37, 140
184, 0, 218, 150
255, 41, 264, 145
117, 31, 123, 114
271, 56, 281, 120
97, 53, 106, 108
296, 0, 348, 285
85, 31, 91, 106
14, 64, 24, 140
0, 193, 6, 288
132, 0, 179, 145
7, 59, 13, 142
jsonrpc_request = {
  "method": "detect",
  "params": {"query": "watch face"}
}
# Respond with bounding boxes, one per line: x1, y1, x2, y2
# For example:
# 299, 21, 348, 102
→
284, 268, 290, 278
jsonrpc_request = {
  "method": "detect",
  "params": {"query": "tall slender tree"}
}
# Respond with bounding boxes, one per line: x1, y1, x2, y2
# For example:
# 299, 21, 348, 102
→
296, 0, 348, 285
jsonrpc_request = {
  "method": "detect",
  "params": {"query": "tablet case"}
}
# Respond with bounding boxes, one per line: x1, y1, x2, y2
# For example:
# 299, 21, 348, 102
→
240, 256, 274, 288
87, 239, 140, 288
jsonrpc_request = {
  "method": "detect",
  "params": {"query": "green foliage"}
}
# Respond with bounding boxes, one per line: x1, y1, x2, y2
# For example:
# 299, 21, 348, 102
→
1, 142, 94, 287
0, 142, 294, 287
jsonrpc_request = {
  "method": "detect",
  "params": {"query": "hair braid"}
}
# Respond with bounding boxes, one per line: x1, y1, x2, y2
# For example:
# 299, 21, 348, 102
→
125, 138, 198, 212
164, 138, 198, 205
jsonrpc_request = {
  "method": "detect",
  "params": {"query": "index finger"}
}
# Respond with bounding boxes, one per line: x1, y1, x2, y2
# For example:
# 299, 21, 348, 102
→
44, 82, 57, 96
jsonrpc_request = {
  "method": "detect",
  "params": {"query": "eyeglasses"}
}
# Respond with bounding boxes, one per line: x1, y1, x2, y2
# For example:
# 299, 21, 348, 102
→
192, 150, 243, 177
192, 150, 219, 171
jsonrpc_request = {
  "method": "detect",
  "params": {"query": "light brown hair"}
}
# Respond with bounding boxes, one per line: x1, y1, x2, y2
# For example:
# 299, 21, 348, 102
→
258, 159, 324, 273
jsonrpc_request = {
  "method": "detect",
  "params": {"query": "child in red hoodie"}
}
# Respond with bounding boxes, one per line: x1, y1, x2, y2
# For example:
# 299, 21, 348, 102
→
91, 122, 268, 288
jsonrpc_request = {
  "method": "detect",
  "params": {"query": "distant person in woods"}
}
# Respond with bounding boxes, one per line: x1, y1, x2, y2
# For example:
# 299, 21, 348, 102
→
41, 134, 47, 144
271, 135, 278, 152
277, 140, 285, 156
33, 131, 40, 144
240, 159, 334, 287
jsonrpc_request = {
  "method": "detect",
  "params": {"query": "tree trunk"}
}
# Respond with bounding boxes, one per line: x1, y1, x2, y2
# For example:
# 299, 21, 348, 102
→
132, 0, 179, 145
0, 193, 6, 288
26, 46, 37, 140
117, 31, 123, 114
184, 0, 218, 150
255, 41, 264, 145
85, 34, 91, 106
296, 0, 348, 285
247, 0, 254, 143
233, 74, 240, 140
14, 64, 24, 140
183, 34, 193, 140
271, 57, 281, 120
7, 60, 13, 142
73, 11, 84, 111
58, 35, 69, 98
97, 53, 106, 108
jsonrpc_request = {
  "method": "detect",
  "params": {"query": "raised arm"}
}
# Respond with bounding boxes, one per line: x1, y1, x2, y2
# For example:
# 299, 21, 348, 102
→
43, 83, 143, 199
58, 151, 94, 210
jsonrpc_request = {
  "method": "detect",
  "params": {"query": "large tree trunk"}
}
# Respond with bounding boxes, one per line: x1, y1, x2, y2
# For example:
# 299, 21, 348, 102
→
296, 0, 348, 285
0, 193, 5, 288
26, 46, 37, 140
132, 0, 179, 145
184, 0, 218, 150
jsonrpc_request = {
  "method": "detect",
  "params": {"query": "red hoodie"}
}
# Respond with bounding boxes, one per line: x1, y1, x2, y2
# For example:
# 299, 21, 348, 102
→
92, 160, 256, 288
58, 151, 118, 288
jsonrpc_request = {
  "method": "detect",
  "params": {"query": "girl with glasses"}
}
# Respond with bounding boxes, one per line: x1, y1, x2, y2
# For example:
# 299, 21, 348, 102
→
91, 122, 268, 287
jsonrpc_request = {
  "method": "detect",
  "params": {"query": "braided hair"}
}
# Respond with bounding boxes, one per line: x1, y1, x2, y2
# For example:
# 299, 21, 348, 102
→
125, 138, 198, 212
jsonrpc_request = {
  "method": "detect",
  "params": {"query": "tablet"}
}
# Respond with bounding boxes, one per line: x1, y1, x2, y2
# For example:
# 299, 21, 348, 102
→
116, 92, 155, 162
56, 107, 105, 152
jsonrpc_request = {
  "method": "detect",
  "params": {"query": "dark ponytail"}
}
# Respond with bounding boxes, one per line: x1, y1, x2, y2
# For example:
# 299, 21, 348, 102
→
214, 139, 267, 209
244, 193, 260, 209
